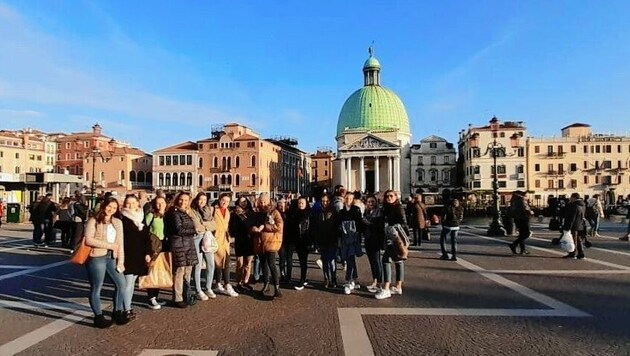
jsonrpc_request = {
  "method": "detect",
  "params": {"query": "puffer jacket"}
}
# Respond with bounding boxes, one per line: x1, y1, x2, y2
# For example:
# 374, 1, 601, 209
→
313, 207, 338, 247
260, 208, 283, 253
165, 207, 198, 268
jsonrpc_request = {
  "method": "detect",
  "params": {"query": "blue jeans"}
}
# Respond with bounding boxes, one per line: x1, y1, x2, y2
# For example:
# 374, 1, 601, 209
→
345, 255, 358, 282
382, 249, 404, 283
253, 255, 262, 281
366, 249, 383, 282
85, 253, 126, 316
320, 246, 337, 283
193, 234, 216, 292
440, 227, 459, 257
588, 216, 600, 235
123, 274, 137, 311
32, 221, 48, 244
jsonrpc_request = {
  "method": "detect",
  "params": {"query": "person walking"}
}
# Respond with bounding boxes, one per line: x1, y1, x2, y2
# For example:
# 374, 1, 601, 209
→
30, 194, 57, 247
213, 193, 238, 297
621, 195, 630, 241
120, 194, 151, 320
439, 190, 464, 261
562, 193, 587, 259
508, 191, 534, 255
0, 198, 4, 228
376, 190, 408, 300
164, 192, 198, 308
313, 194, 338, 289
586, 194, 604, 238
411, 194, 429, 246
363, 195, 384, 294
84, 196, 128, 328
189, 192, 218, 301
337, 191, 363, 295
251, 193, 283, 299
144, 196, 168, 310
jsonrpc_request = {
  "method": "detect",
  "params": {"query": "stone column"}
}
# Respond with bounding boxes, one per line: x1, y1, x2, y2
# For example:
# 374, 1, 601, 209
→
346, 157, 352, 191
340, 156, 346, 190
359, 156, 365, 192
394, 156, 401, 192
374, 156, 380, 193
387, 156, 393, 191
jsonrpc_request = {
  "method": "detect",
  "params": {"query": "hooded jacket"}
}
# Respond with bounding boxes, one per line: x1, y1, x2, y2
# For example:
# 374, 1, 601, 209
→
562, 198, 586, 232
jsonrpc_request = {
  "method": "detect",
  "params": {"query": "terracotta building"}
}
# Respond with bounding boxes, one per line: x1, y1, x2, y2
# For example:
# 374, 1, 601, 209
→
85, 146, 152, 196
55, 124, 121, 175
152, 141, 199, 195
311, 148, 335, 192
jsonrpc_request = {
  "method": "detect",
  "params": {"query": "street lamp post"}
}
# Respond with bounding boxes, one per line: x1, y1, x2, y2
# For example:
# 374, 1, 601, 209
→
470, 117, 520, 237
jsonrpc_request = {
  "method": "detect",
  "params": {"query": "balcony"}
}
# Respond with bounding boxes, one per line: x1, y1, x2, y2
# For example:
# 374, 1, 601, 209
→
545, 152, 566, 159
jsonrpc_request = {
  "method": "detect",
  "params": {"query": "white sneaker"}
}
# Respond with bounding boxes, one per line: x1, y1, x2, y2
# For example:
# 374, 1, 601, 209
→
343, 282, 354, 295
148, 297, 161, 310
225, 284, 239, 297
215, 283, 225, 294
367, 285, 378, 293
205, 290, 216, 299
316, 259, 323, 269
375, 288, 392, 300
390, 286, 403, 295
197, 291, 209, 301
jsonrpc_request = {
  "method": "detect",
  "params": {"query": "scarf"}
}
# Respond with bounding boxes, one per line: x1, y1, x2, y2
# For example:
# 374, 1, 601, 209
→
121, 208, 145, 230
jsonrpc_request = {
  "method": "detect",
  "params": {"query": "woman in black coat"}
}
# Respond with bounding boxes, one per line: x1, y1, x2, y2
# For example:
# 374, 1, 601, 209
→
313, 194, 338, 288
376, 190, 408, 300
164, 192, 198, 308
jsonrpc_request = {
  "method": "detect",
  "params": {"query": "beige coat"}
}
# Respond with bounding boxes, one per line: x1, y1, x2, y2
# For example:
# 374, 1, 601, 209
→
213, 208, 231, 268
84, 217, 125, 269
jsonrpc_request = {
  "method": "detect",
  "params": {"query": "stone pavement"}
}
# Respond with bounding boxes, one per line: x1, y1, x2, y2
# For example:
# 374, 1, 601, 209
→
0, 221, 630, 356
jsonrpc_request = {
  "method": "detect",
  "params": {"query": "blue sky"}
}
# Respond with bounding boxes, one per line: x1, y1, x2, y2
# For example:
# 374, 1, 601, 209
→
1, 1, 629, 153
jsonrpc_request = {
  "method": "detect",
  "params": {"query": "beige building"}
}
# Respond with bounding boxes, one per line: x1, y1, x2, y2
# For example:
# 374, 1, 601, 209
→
153, 141, 199, 195
85, 146, 152, 196
311, 148, 335, 192
527, 123, 630, 207
458, 118, 527, 205
197, 123, 281, 200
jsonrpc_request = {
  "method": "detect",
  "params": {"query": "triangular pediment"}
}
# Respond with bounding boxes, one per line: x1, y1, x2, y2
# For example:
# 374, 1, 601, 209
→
340, 134, 399, 151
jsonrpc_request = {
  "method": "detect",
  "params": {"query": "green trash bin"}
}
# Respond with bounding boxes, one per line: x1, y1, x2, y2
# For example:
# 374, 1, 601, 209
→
7, 203, 20, 223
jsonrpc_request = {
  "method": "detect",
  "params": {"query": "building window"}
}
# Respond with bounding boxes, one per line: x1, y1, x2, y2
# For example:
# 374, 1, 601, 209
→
430, 170, 437, 182
444, 156, 450, 164
173, 173, 179, 186
166, 156, 172, 165
535, 180, 540, 188
516, 165, 524, 174
251, 155, 256, 167
173, 155, 179, 165
497, 165, 506, 174
138, 171, 145, 182
130, 171, 136, 181
120, 170, 125, 180
595, 145, 601, 153
199, 175, 203, 187
517, 181, 525, 188
235, 156, 240, 168
180, 155, 186, 165
547, 145, 554, 154
558, 180, 564, 189
584, 176, 588, 184
15, 166, 20, 174
187, 173, 193, 186
473, 181, 481, 188
324, 169, 328, 176
517, 147, 525, 157
429, 142, 437, 148
498, 181, 506, 188
214, 157, 218, 168
430, 156, 436, 165
158, 173, 164, 186
472, 148, 480, 158
235, 174, 240, 186
251, 173, 256, 186
534, 146, 540, 153
213, 175, 218, 186
571, 145, 576, 153
548, 180, 554, 189
199, 157, 203, 168
165, 173, 171, 186
66, 142, 70, 149
558, 145, 564, 154
570, 163, 577, 172
570, 179, 577, 188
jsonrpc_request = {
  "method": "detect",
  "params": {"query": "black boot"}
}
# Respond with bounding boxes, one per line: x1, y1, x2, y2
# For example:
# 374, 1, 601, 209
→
260, 283, 270, 295
93, 314, 113, 329
113, 310, 129, 325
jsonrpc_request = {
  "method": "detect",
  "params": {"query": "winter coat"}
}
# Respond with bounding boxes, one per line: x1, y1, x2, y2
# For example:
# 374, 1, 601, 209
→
164, 207, 198, 269
312, 207, 338, 248
441, 200, 464, 228
337, 205, 363, 259
510, 195, 532, 222
412, 202, 428, 230
286, 208, 312, 248
364, 207, 384, 252
84, 217, 125, 264
563, 199, 586, 232
121, 214, 150, 276
255, 208, 283, 253
213, 207, 231, 267
230, 209, 254, 257
31, 199, 57, 223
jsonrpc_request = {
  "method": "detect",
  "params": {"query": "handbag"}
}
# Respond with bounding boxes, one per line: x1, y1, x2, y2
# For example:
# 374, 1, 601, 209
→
201, 230, 219, 253
70, 237, 92, 265
138, 252, 174, 289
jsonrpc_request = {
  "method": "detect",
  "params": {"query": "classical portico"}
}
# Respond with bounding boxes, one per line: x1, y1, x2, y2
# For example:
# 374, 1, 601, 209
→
337, 134, 401, 193
333, 48, 412, 196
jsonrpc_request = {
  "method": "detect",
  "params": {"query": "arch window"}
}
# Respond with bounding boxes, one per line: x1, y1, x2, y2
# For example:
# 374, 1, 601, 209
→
199, 157, 203, 168
130, 170, 136, 182
138, 171, 145, 182
251, 155, 256, 167
199, 175, 203, 187
251, 173, 256, 186
417, 169, 424, 182
165, 173, 171, 186
213, 157, 218, 168
120, 170, 125, 180
146, 172, 152, 184
213, 175, 218, 186
180, 173, 186, 186
221, 175, 227, 185
172, 173, 179, 186
187, 173, 193, 186
158, 173, 164, 186
227, 175, 232, 185
430, 169, 438, 182
442, 169, 451, 182
235, 156, 240, 168
222, 157, 227, 170
235, 174, 240, 186
227, 157, 232, 169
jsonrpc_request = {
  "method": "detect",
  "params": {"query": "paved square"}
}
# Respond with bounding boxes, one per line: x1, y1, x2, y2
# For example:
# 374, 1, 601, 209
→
1, 222, 630, 355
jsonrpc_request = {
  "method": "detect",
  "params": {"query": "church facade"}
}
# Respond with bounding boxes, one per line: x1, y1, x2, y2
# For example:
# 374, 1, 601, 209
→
333, 49, 412, 197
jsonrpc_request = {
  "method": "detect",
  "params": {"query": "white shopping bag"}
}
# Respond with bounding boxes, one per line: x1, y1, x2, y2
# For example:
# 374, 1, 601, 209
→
559, 230, 575, 253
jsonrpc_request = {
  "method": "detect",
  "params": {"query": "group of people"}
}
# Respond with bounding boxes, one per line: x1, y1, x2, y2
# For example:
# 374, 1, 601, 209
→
74, 185, 447, 329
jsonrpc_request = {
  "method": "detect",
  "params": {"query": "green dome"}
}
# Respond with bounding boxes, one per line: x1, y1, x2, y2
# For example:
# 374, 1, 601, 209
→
337, 85, 410, 136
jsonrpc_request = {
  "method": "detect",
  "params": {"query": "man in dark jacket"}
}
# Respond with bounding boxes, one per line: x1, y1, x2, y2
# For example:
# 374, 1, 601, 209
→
30, 194, 57, 247
440, 189, 464, 261
621, 194, 630, 241
508, 191, 533, 255
562, 193, 587, 259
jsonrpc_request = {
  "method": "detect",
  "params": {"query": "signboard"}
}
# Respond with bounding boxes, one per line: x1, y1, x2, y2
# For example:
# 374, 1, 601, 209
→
0, 173, 19, 182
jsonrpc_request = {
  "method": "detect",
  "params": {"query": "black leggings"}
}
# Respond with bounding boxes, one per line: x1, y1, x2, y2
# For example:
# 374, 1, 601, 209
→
285, 244, 309, 282
261, 252, 280, 286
